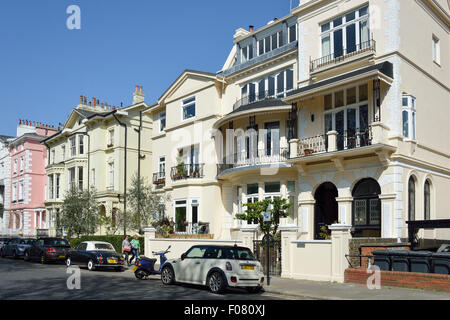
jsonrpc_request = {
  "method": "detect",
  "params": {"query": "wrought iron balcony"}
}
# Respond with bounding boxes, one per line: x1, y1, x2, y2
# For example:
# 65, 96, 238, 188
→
294, 126, 373, 158
171, 163, 204, 181
152, 172, 166, 186
310, 40, 376, 73
232, 90, 294, 112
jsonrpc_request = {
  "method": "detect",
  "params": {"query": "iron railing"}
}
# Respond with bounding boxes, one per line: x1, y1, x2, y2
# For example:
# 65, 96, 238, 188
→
297, 126, 373, 157
233, 89, 295, 111
310, 39, 376, 72
171, 163, 204, 181
152, 172, 166, 185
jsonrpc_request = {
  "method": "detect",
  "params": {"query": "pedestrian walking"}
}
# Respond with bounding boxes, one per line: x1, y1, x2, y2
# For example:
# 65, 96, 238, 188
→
122, 235, 131, 266
129, 235, 140, 265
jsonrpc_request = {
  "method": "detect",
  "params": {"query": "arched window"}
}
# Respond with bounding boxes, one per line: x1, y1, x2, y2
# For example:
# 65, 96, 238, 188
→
408, 177, 416, 221
352, 178, 381, 237
424, 180, 431, 220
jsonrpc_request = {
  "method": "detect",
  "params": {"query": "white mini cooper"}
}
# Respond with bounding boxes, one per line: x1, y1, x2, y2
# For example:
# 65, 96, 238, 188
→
160, 244, 264, 294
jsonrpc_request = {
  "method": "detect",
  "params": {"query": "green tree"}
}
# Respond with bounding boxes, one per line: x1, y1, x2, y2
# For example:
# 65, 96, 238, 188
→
125, 174, 170, 233
235, 197, 292, 238
60, 187, 100, 238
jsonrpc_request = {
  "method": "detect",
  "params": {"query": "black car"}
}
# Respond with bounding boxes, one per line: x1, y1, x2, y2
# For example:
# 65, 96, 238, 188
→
0, 237, 10, 251
66, 241, 124, 271
24, 237, 71, 264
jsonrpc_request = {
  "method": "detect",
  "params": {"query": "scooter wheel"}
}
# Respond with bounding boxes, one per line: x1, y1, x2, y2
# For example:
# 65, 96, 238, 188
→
135, 270, 148, 280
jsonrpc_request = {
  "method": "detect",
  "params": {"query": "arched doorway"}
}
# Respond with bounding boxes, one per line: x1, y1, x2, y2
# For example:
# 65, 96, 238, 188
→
314, 182, 338, 240
352, 178, 381, 237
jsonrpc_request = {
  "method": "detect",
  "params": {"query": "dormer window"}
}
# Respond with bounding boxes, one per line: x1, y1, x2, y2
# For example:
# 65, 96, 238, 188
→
258, 31, 283, 56
159, 111, 166, 132
241, 44, 253, 63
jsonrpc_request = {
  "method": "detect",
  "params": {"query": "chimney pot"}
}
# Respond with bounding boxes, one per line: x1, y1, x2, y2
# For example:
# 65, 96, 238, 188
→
274, 18, 278, 21
80, 96, 83, 104
249, 25, 254, 32
92, 98, 96, 107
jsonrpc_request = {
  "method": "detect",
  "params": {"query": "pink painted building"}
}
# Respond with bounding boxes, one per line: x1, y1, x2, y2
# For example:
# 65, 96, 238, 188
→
8, 120, 57, 236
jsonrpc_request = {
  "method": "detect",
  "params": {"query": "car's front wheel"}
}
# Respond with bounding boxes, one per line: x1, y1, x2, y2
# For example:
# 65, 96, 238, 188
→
161, 266, 175, 285
66, 257, 72, 267
87, 259, 95, 271
207, 271, 226, 294
24, 251, 30, 261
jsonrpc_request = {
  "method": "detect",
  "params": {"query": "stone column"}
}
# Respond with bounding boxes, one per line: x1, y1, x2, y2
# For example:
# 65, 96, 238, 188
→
240, 225, 259, 250
329, 224, 352, 283
280, 227, 300, 278
327, 131, 338, 152
379, 194, 397, 238
289, 139, 299, 158
144, 227, 156, 257
221, 183, 234, 239
336, 197, 353, 225
298, 199, 315, 240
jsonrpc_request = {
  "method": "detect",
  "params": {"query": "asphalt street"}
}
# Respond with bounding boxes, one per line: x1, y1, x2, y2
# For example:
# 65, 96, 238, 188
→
0, 256, 297, 300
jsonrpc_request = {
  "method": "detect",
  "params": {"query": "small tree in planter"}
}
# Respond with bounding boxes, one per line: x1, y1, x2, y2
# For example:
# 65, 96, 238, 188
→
175, 156, 188, 180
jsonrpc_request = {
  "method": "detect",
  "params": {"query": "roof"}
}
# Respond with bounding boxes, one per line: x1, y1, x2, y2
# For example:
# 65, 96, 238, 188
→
0, 135, 13, 142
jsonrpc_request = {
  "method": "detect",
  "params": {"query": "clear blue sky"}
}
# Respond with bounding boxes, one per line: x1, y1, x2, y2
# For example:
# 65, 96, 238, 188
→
0, 0, 295, 137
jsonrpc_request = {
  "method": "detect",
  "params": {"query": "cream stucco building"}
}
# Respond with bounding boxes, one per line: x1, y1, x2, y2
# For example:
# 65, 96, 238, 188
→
145, 0, 450, 250
43, 88, 152, 236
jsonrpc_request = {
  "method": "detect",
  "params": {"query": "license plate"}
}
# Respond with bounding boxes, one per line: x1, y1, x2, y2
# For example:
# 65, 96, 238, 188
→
133, 266, 138, 272
241, 265, 254, 270
108, 258, 117, 264
59, 255, 65, 259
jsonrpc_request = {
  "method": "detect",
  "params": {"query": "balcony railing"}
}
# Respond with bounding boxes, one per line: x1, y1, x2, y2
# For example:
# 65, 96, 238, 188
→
152, 172, 166, 186
310, 40, 376, 73
174, 222, 210, 235
218, 147, 289, 174
171, 163, 204, 181
294, 126, 373, 158
232, 89, 294, 111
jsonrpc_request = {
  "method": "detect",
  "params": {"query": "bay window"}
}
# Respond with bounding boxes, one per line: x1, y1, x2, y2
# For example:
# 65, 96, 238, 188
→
241, 67, 294, 102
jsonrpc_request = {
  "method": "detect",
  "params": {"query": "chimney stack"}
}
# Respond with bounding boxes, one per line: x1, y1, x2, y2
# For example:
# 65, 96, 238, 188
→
249, 25, 254, 32
132, 85, 145, 105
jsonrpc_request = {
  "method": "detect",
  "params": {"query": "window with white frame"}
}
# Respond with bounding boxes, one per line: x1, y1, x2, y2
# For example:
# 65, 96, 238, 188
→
78, 167, 83, 191
287, 181, 296, 225
20, 156, 24, 172
264, 182, 281, 201
320, 5, 369, 59
159, 111, 166, 132
108, 129, 114, 147
246, 183, 259, 224
241, 43, 253, 63
241, 67, 294, 102
70, 137, 76, 157
182, 97, 196, 120
158, 156, 166, 179
432, 35, 440, 65
51, 150, 55, 164
108, 162, 114, 190
19, 180, 24, 201
402, 95, 416, 140
62, 145, 66, 161
48, 175, 54, 200
12, 182, 17, 202
56, 174, 60, 199
91, 168, 96, 187
258, 31, 283, 56
69, 167, 76, 191
79, 136, 84, 155
288, 24, 297, 43
323, 83, 370, 150
13, 159, 17, 175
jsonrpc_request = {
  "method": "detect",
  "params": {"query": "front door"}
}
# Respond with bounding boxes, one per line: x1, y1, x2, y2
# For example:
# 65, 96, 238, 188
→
314, 182, 339, 240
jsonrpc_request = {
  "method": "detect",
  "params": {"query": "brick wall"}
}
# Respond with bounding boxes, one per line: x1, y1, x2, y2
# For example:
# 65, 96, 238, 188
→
345, 268, 450, 292
348, 238, 407, 268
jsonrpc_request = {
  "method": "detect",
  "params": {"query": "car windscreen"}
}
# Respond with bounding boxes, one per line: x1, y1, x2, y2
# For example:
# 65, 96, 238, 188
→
44, 239, 70, 247
218, 248, 256, 261
94, 243, 115, 251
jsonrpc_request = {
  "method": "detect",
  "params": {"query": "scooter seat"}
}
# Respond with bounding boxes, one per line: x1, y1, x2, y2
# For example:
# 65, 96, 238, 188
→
140, 257, 157, 263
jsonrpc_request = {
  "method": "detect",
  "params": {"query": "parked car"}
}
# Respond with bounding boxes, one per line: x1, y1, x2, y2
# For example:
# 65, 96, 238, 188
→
0, 238, 10, 251
161, 245, 264, 294
1, 238, 35, 259
24, 237, 71, 264
65, 241, 124, 271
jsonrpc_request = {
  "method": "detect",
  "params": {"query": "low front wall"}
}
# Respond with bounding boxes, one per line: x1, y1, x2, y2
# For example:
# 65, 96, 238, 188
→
345, 268, 450, 292
144, 237, 245, 262
287, 240, 333, 282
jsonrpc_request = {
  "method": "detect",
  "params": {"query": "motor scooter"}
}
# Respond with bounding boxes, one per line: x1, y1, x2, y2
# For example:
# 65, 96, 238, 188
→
133, 245, 171, 280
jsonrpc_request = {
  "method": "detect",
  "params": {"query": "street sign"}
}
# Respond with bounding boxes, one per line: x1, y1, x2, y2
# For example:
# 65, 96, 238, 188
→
263, 211, 271, 222
62, 226, 69, 237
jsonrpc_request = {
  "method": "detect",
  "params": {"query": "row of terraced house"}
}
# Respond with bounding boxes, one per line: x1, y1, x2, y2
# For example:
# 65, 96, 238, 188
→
1, 0, 449, 282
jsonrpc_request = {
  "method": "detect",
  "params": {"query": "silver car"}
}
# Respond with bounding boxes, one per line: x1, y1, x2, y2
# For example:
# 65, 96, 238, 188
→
1, 238, 36, 259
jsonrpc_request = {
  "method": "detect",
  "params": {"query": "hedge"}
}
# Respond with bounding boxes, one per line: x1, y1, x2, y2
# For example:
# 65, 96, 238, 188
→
69, 235, 144, 253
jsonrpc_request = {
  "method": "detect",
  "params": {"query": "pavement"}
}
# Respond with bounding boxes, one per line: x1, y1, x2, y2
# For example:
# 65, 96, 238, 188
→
123, 266, 450, 300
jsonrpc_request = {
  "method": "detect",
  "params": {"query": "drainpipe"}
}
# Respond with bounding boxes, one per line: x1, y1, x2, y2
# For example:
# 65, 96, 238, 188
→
133, 110, 143, 232
113, 112, 127, 236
